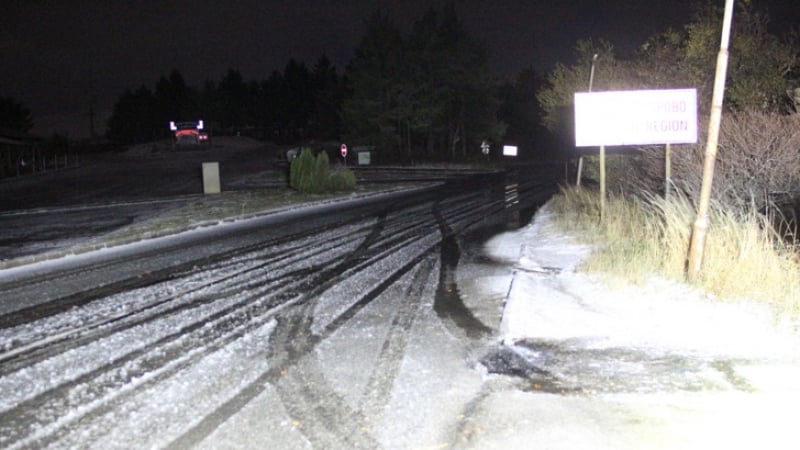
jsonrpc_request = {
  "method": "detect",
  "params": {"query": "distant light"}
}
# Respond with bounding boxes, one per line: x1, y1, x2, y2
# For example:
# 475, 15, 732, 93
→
169, 121, 177, 131
503, 145, 518, 157
197, 120, 204, 130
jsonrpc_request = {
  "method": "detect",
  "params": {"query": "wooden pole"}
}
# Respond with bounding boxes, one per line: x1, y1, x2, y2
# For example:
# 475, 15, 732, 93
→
665, 143, 671, 201
687, 0, 734, 281
600, 145, 606, 221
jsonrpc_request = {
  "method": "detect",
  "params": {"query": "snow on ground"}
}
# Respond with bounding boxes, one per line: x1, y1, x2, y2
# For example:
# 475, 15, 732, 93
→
489, 203, 800, 359
7, 158, 800, 448
470, 201, 800, 449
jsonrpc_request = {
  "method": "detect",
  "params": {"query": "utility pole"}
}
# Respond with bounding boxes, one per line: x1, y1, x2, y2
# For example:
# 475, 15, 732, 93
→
687, 0, 735, 281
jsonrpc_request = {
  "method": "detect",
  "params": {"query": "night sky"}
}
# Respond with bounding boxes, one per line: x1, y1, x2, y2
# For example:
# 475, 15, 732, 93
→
2, 0, 797, 139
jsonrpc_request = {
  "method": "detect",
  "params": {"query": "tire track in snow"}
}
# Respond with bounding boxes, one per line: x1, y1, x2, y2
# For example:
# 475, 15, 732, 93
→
0, 221, 383, 448
0, 177, 517, 448
0, 216, 374, 325
0, 221, 373, 376
168, 187, 505, 448
165, 207, 447, 448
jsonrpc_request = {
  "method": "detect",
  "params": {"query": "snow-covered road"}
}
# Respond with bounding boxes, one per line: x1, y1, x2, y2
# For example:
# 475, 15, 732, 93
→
0, 171, 541, 449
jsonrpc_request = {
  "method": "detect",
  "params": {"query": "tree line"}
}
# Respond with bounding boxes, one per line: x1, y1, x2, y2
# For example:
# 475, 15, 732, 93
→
106, 57, 343, 146
0, 3, 554, 162
536, 1, 800, 215
105, 3, 536, 163
0, 97, 34, 134
537, 2, 799, 143
6, 1, 796, 164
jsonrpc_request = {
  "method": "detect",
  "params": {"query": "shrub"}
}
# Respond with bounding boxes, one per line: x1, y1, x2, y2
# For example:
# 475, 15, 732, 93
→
312, 151, 330, 193
290, 147, 356, 193
290, 147, 315, 192
601, 110, 800, 215
328, 168, 357, 191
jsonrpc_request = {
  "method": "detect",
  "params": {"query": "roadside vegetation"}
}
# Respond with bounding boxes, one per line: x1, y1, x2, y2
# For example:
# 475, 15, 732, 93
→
290, 147, 356, 194
549, 186, 800, 314
539, 2, 800, 315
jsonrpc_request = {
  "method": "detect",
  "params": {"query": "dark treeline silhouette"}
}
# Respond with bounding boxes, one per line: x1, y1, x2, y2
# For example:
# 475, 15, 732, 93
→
0, 96, 34, 134
107, 56, 343, 145
342, 6, 506, 162
340, 5, 553, 163
104, 3, 548, 162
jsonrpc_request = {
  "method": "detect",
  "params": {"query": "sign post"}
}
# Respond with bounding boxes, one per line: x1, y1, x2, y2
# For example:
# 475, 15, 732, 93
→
665, 143, 672, 201
599, 145, 605, 221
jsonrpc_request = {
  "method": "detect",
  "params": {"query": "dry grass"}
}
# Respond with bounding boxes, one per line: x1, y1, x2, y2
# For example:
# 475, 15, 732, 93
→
550, 186, 800, 315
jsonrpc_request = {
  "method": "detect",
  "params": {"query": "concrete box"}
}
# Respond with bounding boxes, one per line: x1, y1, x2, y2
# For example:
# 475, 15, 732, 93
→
202, 162, 221, 194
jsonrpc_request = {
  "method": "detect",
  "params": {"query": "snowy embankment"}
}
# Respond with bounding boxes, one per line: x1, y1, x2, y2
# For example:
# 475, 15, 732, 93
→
472, 201, 800, 450
487, 202, 799, 359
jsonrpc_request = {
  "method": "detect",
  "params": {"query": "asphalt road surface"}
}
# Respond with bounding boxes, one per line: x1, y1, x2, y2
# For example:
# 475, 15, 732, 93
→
0, 151, 558, 449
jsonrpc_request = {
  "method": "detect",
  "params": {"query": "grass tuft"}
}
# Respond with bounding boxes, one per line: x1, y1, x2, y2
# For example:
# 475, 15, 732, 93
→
549, 186, 800, 315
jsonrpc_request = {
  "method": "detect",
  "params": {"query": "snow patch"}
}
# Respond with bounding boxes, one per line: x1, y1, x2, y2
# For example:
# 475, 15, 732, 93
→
497, 202, 800, 359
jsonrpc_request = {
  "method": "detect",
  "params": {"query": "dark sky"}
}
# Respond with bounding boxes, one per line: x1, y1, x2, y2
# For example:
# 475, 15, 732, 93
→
2, 0, 797, 139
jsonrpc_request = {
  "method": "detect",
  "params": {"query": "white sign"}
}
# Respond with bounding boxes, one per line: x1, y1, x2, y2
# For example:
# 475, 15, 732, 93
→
503, 145, 518, 157
574, 89, 697, 147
